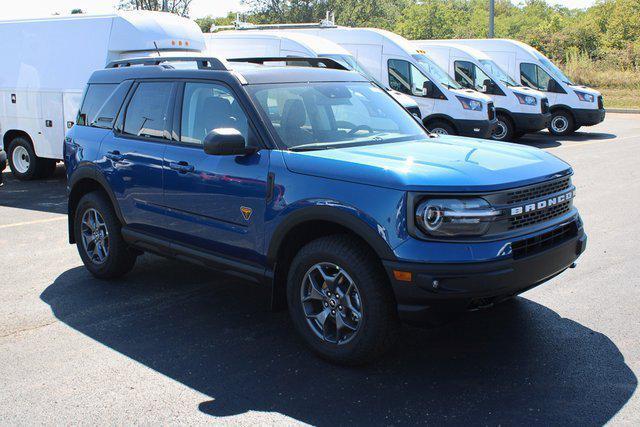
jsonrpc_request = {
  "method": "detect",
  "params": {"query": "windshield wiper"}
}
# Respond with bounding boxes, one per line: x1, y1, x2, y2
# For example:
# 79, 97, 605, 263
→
289, 143, 332, 152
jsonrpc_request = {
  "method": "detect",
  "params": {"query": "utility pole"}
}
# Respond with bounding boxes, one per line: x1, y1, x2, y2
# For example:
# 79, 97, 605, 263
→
162, 0, 168, 12
489, 0, 495, 38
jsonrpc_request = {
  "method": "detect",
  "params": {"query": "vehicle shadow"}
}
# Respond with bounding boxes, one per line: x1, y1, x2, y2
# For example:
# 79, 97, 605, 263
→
516, 130, 617, 149
41, 255, 636, 425
0, 165, 67, 214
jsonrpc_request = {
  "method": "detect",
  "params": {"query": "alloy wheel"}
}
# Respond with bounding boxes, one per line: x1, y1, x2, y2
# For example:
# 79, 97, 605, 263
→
80, 208, 110, 264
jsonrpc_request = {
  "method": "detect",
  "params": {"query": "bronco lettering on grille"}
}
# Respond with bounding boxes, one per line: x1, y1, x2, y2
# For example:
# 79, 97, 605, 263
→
510, 190, 574, 216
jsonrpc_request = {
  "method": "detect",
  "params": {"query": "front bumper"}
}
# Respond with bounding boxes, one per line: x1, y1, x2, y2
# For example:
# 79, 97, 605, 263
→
383, 225, 587, 323
574, 108, 605, 127
512, 112, 551, 133
457, 118, 498, 139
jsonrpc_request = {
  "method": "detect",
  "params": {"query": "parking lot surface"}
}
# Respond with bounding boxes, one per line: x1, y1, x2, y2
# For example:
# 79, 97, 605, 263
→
1, 114, 639, 425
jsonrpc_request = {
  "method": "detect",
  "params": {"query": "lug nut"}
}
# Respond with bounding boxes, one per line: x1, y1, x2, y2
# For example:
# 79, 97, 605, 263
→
432, 280, 439, 289
324, 301, 328, 307
338, 305, 343, 310
331, 310, 336, 315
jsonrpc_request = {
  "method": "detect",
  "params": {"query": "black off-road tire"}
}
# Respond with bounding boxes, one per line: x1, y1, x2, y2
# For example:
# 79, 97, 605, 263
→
287, 235, 399, 365
74, 191, 137, 279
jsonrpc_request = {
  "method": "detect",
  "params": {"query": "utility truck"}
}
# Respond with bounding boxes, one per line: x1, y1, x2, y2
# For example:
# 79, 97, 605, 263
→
220, 18, 497, 137
205, 31, 421, 118
412, 41, 550, 141
0, 11, 205, 180
438, 39, 605, 136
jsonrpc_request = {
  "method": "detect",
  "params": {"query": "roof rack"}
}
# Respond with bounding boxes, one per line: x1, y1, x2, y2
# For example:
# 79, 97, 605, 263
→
227, 57, 348, 71
211, 11, 336, 32
106, 56, 228, 70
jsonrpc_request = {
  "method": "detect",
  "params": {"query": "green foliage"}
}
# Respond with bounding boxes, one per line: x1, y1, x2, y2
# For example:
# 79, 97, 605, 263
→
195, 13, 236, 32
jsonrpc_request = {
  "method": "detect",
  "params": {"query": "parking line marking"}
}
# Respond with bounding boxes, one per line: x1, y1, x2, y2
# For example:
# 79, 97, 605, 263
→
551, 134, 640, 149
0, 216, 66, 229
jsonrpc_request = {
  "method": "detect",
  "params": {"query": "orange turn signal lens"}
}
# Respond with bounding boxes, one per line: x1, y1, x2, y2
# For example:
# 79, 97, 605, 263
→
393, 270, 412, 282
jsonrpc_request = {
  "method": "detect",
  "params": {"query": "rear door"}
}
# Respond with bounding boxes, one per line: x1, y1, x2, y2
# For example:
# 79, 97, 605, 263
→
39, 92, 64, 159
162, 81, 269, 266
97, 80, 175, 235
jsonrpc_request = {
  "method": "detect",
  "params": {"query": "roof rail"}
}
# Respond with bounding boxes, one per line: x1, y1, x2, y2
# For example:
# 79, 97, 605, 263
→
106, 56, 228, 70
227, 57, 348, 71
211, 11, 336, 32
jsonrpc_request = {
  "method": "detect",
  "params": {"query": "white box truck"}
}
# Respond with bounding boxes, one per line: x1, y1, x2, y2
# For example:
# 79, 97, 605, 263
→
438, 39, 605, 136
204, 31, 422, 118
0, 11, 205, 180
412, 41, 550, 141
279, 27, 497, 138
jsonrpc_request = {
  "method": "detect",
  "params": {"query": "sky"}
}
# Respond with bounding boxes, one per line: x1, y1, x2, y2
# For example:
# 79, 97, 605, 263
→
0, 0, 598, 20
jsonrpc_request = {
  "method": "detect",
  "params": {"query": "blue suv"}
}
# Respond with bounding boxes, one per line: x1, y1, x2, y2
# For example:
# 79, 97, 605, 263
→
65, 57, 586, 365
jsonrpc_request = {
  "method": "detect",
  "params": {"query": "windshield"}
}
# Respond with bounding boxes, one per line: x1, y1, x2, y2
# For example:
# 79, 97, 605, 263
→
479, 59, 518, 87
320, 54, 385, 87
412, 54, 462, 89
248, 82, 426, 151
535, 52, 573, 85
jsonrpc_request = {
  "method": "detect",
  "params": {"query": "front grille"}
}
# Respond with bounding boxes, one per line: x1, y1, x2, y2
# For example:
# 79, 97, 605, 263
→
488, 102, 495, 120
512, 221, 578, 259
509, 200, 572, 230
597, 95, 604, 109
507, 177, 571, 204
541, 98, 549, 114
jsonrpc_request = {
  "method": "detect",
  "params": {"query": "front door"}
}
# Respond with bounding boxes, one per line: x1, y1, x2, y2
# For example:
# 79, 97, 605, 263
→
162, 81, 269, 266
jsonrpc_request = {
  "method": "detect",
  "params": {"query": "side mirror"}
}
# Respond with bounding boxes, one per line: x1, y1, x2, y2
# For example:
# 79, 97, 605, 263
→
422, 80, 436, 98
203, 128, 256, 156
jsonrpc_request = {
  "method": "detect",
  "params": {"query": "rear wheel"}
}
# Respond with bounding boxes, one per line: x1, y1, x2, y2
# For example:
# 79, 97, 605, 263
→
548, 110, 575, 136
287, 235, 399, 365
491, 113, 515, 141
427, 120, 455, 136
8, 137, 39, 180
74, 191, 137, 279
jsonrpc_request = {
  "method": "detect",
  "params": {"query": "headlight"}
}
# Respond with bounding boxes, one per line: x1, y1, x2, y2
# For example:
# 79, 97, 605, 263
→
574, 91, 595, 102
415, 198, 500, 237
456, 96, 483, 111
514, 92, 537, 106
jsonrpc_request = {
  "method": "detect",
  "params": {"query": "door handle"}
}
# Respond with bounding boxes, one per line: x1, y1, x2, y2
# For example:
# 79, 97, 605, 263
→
169, 161, 194, 173
105, 150, 124, 162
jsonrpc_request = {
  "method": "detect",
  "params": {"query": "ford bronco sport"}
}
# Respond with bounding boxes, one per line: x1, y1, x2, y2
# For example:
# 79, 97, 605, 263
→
65, 57, 586, 365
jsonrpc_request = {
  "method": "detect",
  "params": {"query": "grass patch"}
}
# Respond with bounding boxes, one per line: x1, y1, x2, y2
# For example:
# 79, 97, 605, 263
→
597, 88, 640, 109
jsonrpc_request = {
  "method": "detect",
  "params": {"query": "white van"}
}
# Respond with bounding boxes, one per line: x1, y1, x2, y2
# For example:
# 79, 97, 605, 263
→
0, 11, 205, 180
204, 31, 421, 118
412, 41, 550, 141
275, 27, 497, 137
439, 39, 605, 136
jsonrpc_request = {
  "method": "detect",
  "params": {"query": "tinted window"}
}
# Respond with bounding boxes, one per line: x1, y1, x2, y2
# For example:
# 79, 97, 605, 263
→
77, 84, 117, 126
520, 63, 559, 92
388, 59, 431, 97
180, 82, 249, 145
454, 60, 475, 89
123, 82, 173, 139
91, 81, 133, 129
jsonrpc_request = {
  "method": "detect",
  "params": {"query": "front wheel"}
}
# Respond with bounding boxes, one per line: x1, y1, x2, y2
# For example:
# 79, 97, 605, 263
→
491, 114, 515, 141
287, 235, 399, 365
426, 120, 455, 136
74, 191, 137, 279
548, 111, 575, 136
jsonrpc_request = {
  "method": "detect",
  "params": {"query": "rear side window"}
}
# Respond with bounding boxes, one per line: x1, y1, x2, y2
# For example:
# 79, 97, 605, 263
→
123, 82, 173, 140
77, 84, 117, 126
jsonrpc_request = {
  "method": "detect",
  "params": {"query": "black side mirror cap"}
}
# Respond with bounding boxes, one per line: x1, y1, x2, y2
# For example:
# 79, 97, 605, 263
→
203, 128, 257, 156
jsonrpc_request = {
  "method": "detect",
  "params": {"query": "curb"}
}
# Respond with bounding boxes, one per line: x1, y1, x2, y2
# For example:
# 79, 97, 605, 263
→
608, 108, 640, 114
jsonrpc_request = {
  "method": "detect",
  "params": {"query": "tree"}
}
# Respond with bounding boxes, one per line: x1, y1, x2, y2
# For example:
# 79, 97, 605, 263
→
118, 0, 195, 17
195, 13, 236, 33
71, 8, 84, 14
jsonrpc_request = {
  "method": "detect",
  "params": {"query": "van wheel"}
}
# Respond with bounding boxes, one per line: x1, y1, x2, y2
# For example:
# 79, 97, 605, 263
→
287, 235, 399, 365
427, 120, 454, 136
491, 114, 514, 141
548, 110, 575, 136
8, 137, 39, 180
74, 191, 137, 279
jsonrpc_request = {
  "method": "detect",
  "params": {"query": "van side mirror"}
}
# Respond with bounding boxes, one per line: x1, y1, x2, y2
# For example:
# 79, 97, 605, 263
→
203, 128, 256, 156
422, 81, 436, 98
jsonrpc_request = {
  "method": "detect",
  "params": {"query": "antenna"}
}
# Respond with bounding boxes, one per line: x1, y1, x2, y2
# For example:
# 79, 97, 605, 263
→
153, 41, 161, 57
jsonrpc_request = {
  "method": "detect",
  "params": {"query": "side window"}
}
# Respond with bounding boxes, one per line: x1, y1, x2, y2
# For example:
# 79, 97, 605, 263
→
91, 81, 133, 129
520, 63, 538, 89
388, 59, 431, 97
123, 82, 173, 140
454, 61, 475, 89
180, 82, 249, 145
76, 84, 117, 126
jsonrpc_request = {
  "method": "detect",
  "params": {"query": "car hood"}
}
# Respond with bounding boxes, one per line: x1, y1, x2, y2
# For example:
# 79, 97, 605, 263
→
282, 137, 572, 192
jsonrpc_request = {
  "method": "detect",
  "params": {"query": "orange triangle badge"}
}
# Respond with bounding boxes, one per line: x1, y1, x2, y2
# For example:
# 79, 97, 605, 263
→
240, 206, 253, 221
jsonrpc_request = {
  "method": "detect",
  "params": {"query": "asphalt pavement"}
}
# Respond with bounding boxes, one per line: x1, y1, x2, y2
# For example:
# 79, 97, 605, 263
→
0, 114, 638, 425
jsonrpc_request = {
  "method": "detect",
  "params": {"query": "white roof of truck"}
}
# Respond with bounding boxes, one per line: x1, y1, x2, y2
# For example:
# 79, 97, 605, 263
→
206, 30, 350, 56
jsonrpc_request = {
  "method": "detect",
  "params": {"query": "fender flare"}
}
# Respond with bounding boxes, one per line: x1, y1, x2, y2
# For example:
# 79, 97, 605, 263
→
266, 205, 397, 266
422, 114, 458, 133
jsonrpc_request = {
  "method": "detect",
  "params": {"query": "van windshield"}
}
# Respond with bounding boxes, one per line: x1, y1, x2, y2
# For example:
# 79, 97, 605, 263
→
320, 54, 384, 86
412, 54, 461, 90
535, 53, 573, 85
479, 59, 518, 87
248, 82, 426, 151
